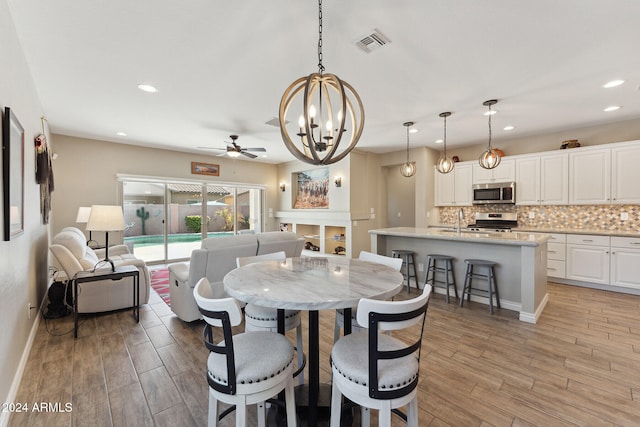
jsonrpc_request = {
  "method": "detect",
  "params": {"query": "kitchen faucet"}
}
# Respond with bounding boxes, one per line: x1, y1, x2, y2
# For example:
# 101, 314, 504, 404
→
456, 208, 464, 234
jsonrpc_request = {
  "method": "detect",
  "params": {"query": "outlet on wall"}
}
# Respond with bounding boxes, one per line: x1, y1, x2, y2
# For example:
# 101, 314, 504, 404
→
621, 212, 629, 221
529, 212, 536, 219
418, 263, 424, 272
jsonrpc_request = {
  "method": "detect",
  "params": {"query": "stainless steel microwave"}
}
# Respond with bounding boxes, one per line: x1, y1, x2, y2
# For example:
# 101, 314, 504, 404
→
472, 182, 516, 204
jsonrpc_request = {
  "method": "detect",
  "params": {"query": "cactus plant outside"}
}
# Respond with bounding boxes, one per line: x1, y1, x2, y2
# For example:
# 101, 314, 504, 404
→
136, 207, 150, 235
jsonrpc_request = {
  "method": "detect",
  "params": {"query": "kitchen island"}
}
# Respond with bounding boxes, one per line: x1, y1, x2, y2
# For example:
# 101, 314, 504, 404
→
370, 227, 551, 323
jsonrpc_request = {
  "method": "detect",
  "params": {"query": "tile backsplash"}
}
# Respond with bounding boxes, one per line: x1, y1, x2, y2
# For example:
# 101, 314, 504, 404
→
439, 204, 640, 231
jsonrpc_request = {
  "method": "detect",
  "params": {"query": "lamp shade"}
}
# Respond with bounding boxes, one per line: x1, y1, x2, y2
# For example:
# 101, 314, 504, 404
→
86, 205, 125, 232
75, 206, 91, 223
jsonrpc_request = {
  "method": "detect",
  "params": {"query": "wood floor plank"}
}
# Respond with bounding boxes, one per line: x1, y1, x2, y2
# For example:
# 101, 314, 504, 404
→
108, 382, 154, 427
138, 366, 183, 414
14, 282, 640, 426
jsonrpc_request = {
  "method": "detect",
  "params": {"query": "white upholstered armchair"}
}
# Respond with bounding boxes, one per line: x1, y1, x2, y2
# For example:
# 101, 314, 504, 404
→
49, 227, 150, 313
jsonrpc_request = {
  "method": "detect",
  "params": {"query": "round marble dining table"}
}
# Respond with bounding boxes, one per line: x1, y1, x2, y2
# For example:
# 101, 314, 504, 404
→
223, 256, 404, 426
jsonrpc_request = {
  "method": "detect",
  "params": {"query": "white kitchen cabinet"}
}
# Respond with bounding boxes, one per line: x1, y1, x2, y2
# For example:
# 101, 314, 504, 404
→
540, 153, 569, 205
569, 148, 610, 204
610, 237, 640, 289
515, 156, 539, 205
516, 153, 568, 205
611, 144, 640, 204
472, 159, 515, 184
566, 234, 610, 284
546, 234, 567, 279
434, 163, 472, 206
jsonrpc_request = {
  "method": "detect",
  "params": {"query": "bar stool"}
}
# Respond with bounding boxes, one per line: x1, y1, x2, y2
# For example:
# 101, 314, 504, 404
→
424, 254, 458, 303
460, 259, 500, 314
391, 249, 419, 293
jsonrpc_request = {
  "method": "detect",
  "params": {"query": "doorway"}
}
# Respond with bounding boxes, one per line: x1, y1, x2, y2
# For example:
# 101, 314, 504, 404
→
386, 165, 416, 227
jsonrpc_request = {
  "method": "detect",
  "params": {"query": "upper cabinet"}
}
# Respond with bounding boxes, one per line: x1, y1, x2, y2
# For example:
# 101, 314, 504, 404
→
569, 148, 611, 204
516, 153, 568, 205
611, 144, 640, 204
472, 159, 515, 184
434, 163, 472, 206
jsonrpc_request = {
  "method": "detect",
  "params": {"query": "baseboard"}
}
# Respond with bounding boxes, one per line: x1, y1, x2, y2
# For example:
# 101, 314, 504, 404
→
0, 299, 43, 427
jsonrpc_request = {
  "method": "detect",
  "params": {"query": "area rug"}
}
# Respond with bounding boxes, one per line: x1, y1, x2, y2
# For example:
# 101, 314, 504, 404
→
150, 268, 171, 306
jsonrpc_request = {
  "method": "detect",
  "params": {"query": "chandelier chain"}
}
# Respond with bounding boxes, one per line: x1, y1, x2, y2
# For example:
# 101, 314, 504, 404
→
487, 104, 493, 149
406, 124, 410, 162
317, 0, 325, 73
443, 114, 447, 157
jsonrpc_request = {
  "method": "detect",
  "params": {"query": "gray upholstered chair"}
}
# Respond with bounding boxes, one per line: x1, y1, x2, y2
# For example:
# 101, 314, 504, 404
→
333, 251, 403, 343
236, 251, 305, 385
330, 284, 431, 427
194, 278, 297, 427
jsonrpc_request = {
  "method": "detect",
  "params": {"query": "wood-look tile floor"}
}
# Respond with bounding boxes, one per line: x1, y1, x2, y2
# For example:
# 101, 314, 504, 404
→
9, 281, 640, 426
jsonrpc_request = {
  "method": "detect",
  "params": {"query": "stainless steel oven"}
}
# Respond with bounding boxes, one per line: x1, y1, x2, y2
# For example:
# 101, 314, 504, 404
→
472, 182, 516, 204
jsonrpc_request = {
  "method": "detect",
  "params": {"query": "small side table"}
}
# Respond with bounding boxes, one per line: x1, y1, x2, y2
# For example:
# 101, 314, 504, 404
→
72, 265, 140, 338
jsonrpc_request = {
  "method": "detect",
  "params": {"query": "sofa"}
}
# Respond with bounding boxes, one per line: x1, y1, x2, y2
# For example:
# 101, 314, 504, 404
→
168, 231, 304, 322
49, 227, 150, 313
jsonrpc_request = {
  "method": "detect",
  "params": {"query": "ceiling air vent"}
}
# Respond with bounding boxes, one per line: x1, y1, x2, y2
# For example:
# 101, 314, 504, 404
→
355, 29, 391, 54
265, 117, 289, 127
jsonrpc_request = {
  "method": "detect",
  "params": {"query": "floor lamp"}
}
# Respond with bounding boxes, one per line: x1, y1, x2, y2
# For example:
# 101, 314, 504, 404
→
86, 205, 125, 271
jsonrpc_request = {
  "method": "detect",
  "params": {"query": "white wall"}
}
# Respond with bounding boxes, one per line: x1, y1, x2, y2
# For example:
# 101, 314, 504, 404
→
0, 0, 50, 413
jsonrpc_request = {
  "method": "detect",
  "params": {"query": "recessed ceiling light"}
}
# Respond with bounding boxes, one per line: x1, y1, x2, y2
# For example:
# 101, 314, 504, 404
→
116, 132, 127, 136
503, 126, 515, 131
137, 84, 158, 93
483, 110, 498, 116
603, 79, 625, 88
435, 139, 443, 144
409, 128, 418, 134
604, 105, 621, 112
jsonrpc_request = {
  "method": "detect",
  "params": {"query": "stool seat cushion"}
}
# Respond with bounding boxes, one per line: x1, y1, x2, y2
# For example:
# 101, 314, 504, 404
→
392, 250, 414, 255
427, 254, 454, 260
208, 331, 294, 386
464, 259, 498, 267
332, 331, 419, 390
244, 304, 300, 322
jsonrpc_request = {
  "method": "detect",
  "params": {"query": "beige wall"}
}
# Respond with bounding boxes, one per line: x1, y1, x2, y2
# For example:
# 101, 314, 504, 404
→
0, 0, 50, 411
446, 117, 640, 163
51, 135, 280, 241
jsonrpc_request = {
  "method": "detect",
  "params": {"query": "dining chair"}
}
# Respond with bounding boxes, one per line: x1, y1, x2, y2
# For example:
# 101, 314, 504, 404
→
194, 278, 297, 427
236, 251, 305, 385
330, 284, 432, 427
333, 251, 403, 343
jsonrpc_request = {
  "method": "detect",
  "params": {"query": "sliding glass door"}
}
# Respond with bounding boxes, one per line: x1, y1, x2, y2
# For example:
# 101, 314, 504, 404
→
121, 178, 264, 264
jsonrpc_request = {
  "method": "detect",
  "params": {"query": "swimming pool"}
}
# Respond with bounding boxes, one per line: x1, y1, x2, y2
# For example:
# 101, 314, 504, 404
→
124, 232, 234, 248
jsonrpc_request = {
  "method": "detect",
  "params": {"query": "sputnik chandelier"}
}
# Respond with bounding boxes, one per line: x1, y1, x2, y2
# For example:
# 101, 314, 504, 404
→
479, 99, 501, 169
436, 112, 454, 174
400, 121, 416, 177
278, 0, 364, 165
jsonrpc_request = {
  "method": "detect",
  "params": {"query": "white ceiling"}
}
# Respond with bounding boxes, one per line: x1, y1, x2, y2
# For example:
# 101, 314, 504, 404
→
8, 0, 640, 164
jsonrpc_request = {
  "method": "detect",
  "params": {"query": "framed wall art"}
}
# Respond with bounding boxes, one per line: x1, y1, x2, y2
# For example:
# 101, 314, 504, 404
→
191, 161, 220, 176
3, 107, 25, 240
293, 168, 329, 209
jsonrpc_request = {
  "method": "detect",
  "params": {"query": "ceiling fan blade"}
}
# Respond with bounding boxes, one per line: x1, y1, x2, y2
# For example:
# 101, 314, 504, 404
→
241, 151, 258, 159
198, 146, 226, 151
242, 147, 267, 152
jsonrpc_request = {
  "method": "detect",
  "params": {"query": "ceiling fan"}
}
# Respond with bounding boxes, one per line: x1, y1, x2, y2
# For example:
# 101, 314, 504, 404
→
199, 135, 266, 159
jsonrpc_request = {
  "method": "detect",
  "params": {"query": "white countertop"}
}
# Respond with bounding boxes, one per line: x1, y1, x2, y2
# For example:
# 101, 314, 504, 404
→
369, 227, 550, 247
514, 227, 640, 238
430, 224, 640, 238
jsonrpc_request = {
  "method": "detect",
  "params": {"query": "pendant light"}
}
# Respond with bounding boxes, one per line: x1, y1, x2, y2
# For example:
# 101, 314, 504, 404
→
436, 112, 454, 174
278, 0, 364, 165
479, 99, 501, 169
400, 121, 416, 177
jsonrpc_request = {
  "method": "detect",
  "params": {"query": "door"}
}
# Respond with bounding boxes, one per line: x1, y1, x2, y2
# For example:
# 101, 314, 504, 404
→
566, 244, 609, 284
387, 165, 415, 227
515, 156, 540, 205
569, 149, 610, 204
122, 181, 167, 263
